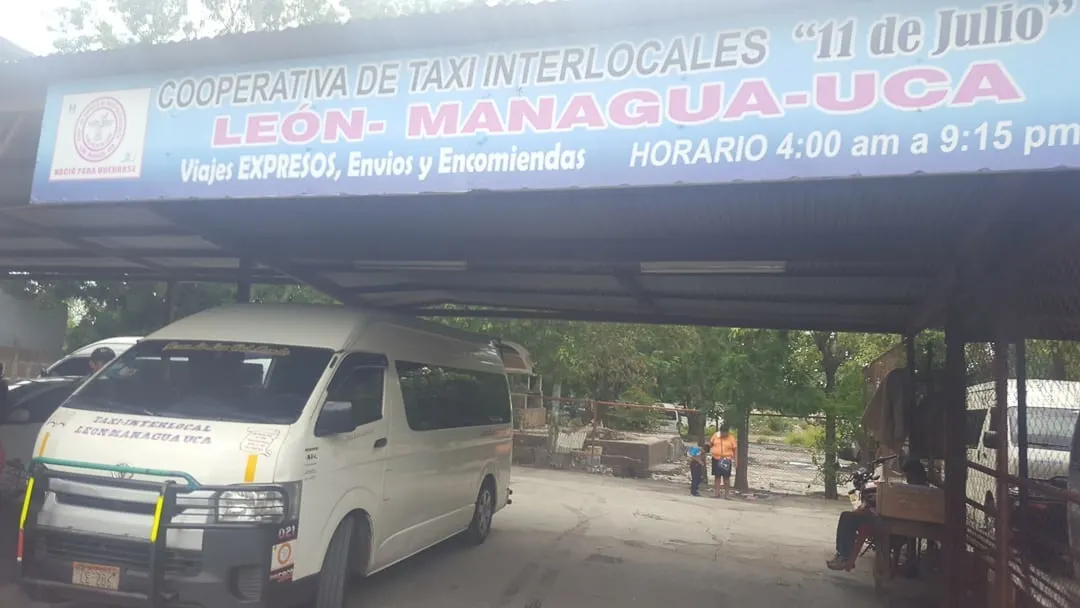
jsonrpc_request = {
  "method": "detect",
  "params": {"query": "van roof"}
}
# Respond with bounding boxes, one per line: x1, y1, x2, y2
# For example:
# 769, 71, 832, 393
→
968, 380, 1080, 409
148, 304, 494, 352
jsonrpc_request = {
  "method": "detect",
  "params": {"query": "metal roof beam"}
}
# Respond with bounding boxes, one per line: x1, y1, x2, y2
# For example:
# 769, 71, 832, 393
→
346, 283, 920, 307
907, 199, 1020, 333
0, 112, 28, 158
614, 269, 658, 312
0, 225, 199, 238
197, 233, 942, 266
0, 210, 178, 275
0, 268, 292, 282
400, 307, 905, 334
0, 248, 228, 259
152, 207, 357, 304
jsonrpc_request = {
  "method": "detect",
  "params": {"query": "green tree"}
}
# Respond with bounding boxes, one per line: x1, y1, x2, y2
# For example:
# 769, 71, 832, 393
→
341, 0, 480, 19
802, 332, 896, 498
711, 329, 820, 491
49, 0, 345, 51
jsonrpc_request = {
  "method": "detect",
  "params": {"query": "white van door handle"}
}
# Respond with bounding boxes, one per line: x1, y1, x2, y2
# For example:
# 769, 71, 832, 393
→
374, 437, 388, 448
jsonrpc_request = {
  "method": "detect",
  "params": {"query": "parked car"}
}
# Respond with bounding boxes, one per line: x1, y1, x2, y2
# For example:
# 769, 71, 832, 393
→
0, 376, 82, 499
41, 336, 140, 377
968, 380, 1080, 566
655, 403, 685, 435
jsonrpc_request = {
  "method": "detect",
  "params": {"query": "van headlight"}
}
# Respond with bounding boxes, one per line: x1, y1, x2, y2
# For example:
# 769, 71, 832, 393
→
215, 482, 300, 523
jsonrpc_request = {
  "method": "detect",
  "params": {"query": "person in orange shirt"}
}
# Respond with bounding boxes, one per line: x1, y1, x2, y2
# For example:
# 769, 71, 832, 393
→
710, 423, 737, 499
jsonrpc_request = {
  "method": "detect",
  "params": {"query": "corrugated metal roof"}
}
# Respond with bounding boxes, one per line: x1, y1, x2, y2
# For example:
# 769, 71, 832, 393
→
0, 168, 1076, 335
0, 1, 1077, 336
0, 37, 32, 62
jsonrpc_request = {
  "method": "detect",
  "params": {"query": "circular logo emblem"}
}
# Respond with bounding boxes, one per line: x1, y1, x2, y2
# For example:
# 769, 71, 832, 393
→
74, 96, 127, 163
112, 464, 134, 480
276, 542, 293, 566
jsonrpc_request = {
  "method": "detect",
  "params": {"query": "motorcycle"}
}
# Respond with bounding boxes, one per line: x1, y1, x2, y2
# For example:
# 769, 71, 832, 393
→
848, 455, 895, 506
846, 455, 897, 560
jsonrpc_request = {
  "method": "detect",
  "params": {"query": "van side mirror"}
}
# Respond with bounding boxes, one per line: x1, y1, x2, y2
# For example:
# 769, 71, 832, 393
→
983, 430, 1000, 450
314, 401, 357, 437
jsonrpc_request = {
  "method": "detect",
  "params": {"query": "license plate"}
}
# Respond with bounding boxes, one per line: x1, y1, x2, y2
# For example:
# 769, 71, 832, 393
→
71, 562, 120, 591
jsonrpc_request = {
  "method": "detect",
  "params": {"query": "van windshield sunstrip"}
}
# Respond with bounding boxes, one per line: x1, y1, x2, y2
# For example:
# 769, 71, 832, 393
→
65, 339, 334, 424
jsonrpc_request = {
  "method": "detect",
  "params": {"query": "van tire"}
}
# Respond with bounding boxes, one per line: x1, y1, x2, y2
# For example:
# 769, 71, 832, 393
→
463, 478, 495, 546
315, 516, 356, 608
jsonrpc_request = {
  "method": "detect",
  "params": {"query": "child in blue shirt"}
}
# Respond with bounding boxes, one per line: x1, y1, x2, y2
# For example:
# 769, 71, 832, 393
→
687, 445, 706, 496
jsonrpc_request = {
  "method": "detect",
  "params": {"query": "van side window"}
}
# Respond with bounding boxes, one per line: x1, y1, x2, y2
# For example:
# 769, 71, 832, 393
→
48, 357, 92, 377
326, 354, 386, 427
396, 362, 510, 431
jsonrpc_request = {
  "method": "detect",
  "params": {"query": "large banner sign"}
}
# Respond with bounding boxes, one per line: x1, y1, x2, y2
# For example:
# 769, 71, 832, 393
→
30, 0, 1080, 202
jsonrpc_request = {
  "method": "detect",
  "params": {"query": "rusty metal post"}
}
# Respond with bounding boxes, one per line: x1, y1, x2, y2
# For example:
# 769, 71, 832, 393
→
163, 280, 177, 326
993, 339, 1012, 607
904, 335, 917, 372
943, 303, 969, 608
1014, 339, 1031, 594
905, 335, 918, 459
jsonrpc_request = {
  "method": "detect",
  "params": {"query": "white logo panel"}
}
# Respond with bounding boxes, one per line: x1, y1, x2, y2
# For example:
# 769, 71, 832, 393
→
49, 88, 152, 182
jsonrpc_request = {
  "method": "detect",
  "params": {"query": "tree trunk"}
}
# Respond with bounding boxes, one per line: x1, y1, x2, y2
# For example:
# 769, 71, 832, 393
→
1051, 345, 1067, 380
824, 412, 838, 499
735, 406, 751, 491
813, 332, 843, 500
688, 409, 706, 447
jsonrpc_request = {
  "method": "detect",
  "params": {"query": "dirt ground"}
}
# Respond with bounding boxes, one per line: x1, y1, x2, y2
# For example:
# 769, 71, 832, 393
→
0, 466, 926, 608
651, 441, 825, 496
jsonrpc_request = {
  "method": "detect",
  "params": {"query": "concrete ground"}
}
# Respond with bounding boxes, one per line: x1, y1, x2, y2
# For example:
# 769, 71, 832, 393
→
651, 441, 823, 496
0, 468, 899, 607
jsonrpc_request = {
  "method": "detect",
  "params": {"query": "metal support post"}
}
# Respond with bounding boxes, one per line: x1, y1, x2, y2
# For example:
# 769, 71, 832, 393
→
1015, 340, 1031, 594
992, 339, 1012, 607
163, 280, 177, 326
943, 301, 969, 607
236, 259, 252, 303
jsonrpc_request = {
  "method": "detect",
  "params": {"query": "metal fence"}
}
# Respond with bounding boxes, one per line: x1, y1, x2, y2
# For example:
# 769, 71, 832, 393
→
511, 393, 699, 434
961, 342, 1080, 608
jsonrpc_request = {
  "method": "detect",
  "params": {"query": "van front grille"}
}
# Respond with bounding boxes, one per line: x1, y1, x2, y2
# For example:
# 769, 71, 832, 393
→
35, 530, 202, 576
54, 491, 190, 516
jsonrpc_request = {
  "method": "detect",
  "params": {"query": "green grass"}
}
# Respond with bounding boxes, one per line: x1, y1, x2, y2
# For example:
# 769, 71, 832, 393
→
784, 424, 824, 449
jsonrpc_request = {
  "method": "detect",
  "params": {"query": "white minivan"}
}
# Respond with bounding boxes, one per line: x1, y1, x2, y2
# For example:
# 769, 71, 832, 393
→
18, 304, 529, 607
966, 380, 1079, 531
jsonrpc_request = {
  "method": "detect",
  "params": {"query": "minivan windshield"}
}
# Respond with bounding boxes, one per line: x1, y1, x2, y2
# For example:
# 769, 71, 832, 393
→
65, 340, 333, 424
1009, 406, 1080, 451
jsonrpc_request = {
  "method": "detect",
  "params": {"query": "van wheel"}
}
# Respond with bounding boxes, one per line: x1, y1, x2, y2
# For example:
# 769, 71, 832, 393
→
463, 480, 495, 545
315, 517, 356, 608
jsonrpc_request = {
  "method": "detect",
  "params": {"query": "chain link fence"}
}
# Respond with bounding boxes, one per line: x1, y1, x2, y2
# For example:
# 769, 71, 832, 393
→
963, 341, 1080, 608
